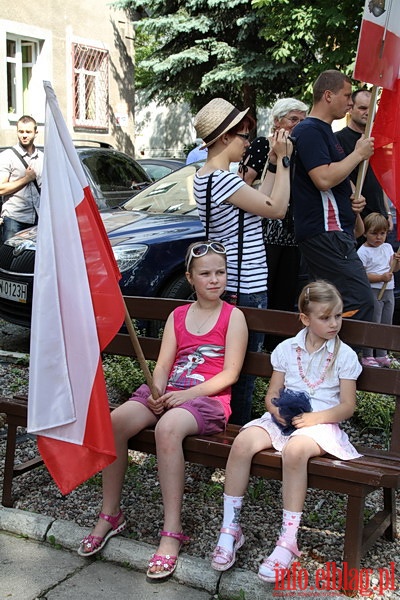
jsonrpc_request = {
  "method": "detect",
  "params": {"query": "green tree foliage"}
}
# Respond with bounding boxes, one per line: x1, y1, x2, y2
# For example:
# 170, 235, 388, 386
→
254, 0, 364, 103
115, 0, 364, 112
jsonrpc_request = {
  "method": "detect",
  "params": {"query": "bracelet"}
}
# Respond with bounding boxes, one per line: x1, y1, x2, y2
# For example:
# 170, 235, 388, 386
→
267, 162, 277, 173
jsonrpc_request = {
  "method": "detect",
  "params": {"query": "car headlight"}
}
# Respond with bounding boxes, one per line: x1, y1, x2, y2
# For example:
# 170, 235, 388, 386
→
112, 245, 148, 273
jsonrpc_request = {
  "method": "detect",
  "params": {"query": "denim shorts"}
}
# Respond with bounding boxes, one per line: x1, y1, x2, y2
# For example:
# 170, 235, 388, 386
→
129, 384, 227, 435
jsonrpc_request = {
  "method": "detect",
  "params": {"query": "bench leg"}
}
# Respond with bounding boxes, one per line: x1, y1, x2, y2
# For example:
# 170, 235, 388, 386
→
383, 487, 396, 541
342, 493, 365, 573
2, 421, 18, 507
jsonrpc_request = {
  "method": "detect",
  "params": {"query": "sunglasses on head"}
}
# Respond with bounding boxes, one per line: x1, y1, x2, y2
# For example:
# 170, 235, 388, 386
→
187, 242, 226, 269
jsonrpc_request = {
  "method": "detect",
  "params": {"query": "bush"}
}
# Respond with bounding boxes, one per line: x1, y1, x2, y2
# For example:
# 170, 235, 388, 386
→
103, 355, 154, 399
252, 377, 269, 418
353, 391, 395, 446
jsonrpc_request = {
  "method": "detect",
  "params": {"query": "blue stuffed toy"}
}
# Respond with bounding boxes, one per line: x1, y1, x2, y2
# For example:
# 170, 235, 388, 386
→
271, 388, 313, 435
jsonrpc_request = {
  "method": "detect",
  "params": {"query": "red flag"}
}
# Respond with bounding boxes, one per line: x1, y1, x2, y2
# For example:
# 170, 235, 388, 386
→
370, 79, 400, 237
27, 82, 125, 494
353, 0, 400, 90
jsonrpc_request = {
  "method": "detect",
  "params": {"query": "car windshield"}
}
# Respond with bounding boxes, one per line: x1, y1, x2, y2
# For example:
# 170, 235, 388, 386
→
123, 164, 200, 215
81, 150, 149, 199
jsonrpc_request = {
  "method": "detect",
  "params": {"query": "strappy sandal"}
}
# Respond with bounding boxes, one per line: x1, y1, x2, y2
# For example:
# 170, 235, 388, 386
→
147, 530, 190, 580
211, 526, 245, 572
258, 538, 301, 583
77, 510, 126, 557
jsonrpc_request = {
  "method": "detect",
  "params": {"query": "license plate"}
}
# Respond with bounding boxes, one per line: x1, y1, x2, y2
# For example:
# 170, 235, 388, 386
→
0, 278, 28, 303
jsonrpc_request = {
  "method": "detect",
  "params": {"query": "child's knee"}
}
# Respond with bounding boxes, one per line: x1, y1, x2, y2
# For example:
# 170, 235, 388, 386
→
231, 429, 262, 458
282, 440, 307, 466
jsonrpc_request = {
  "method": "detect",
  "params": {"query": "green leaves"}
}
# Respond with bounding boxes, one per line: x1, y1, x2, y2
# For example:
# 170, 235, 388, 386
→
114, 0, 364, 116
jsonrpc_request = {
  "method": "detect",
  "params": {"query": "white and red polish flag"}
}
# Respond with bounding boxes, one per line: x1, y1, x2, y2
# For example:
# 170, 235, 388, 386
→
370, 77, 400, 237
27, 81, 124, 494
353, 0, 400, 90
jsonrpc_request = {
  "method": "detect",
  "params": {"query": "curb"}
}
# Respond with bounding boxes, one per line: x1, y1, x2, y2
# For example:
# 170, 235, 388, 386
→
0, 349, 29, 363
0, 506, 343, 599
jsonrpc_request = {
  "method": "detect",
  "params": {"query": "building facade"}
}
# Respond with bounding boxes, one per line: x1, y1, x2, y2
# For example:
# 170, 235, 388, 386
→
0, 1, 137, 153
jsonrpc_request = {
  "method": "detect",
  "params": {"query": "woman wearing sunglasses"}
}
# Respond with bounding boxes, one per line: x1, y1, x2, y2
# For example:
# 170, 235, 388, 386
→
238, 98, 308, 350
193, 98, 293, 425
78, 241, 248, 580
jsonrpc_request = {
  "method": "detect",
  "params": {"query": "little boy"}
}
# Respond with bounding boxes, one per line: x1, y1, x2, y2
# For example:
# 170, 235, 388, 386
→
357, 212, 400, 367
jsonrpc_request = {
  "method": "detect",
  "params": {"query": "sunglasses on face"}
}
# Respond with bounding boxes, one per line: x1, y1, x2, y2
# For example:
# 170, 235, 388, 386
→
187, 242, 226, 269
235, 133, 251, 141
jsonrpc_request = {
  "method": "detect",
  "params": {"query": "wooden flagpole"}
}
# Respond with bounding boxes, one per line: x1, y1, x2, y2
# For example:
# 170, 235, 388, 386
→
377, 256, 396, 301
123, 301, 160, 399
353, 85, 380, 200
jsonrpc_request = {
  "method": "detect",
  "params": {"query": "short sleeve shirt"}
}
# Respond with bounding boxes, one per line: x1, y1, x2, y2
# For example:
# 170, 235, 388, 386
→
292, 117, 355, 242
357, 242, 394, 289
0, 144, 43, 224
193, 169, 267, 294
271, 328, 362, 413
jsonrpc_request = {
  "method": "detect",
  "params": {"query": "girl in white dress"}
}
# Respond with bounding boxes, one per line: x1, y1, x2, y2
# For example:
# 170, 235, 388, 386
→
211, 280, 362, 583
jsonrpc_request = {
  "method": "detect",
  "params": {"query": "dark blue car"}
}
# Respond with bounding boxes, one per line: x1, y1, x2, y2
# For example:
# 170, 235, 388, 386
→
0, 164, 205, 328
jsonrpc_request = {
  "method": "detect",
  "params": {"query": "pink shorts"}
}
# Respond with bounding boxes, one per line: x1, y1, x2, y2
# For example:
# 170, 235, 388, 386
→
129, 384, 227, 435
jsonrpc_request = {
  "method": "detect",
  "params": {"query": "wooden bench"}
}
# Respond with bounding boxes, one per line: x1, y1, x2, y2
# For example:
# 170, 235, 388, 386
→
1, 295, 400, 574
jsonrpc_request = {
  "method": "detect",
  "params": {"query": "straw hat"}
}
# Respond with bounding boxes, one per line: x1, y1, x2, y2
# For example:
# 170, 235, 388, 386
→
194, 98, 249, 148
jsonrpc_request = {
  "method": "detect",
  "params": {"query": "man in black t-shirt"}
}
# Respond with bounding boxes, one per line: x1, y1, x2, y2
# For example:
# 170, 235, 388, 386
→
336, 89, 392, 227
292, 71, 375, 322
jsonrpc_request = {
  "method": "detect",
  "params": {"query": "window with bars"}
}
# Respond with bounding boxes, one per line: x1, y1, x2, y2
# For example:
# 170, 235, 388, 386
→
73, 43, 109, 130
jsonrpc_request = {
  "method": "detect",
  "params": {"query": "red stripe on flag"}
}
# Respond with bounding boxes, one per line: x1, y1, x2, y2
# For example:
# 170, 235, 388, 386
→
354, 19, 400, 90
37, 359, 115, 494
76, 187, 123, 350
371, 79, 400, 238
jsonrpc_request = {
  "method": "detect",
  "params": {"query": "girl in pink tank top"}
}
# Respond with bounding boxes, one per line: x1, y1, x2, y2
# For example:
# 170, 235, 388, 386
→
78, 241, 248, 581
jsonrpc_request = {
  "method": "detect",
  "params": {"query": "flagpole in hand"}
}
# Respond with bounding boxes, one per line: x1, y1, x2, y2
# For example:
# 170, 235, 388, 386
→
123, 303, 160, 399
377, 256, 396, 301
353, 85, 380, 200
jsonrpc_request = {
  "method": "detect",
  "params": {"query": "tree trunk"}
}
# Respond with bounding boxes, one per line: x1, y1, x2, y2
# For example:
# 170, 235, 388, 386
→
242, 83, 257, 135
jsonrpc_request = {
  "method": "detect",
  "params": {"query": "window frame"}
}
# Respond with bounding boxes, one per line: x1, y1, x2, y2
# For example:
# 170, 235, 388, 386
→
72, 43, 109, 131
6, 34, 41, 119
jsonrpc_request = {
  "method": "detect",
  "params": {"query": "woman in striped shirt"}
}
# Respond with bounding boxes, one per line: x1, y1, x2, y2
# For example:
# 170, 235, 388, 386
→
193, 98, 293, 425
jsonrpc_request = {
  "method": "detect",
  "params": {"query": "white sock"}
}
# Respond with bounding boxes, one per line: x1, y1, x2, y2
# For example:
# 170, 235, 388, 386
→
217, 493, 243, 552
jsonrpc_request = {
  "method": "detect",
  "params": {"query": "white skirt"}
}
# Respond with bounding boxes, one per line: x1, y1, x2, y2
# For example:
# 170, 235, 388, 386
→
242, 412, 362, 460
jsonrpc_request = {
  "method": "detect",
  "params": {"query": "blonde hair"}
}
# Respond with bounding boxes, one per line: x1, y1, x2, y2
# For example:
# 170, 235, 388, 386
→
298, 280, 343, 369
298, 280, 342, 316
363, 212, 389, 233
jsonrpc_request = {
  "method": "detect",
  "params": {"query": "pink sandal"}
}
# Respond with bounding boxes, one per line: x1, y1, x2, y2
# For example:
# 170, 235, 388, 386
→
258, 538, 301, 583
78, 510, 126, 557
147, 531, 190, 580
211, 526, 245, 572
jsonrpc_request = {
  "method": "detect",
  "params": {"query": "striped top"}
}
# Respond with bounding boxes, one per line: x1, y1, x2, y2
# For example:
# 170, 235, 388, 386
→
193, 169, 267, 294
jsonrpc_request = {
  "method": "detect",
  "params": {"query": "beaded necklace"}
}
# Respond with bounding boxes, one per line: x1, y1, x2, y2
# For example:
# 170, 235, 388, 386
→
296, 346, 334, 395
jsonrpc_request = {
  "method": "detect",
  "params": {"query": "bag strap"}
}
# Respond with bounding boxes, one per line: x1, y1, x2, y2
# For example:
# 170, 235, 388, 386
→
205, 171, 243, 302
205, 173, 213, 239
236, 209, 244, 301
10, 147, 41, 195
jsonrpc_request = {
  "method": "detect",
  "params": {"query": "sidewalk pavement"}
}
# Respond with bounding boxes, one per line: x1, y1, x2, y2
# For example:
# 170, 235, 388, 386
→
0, 506, 344, 600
